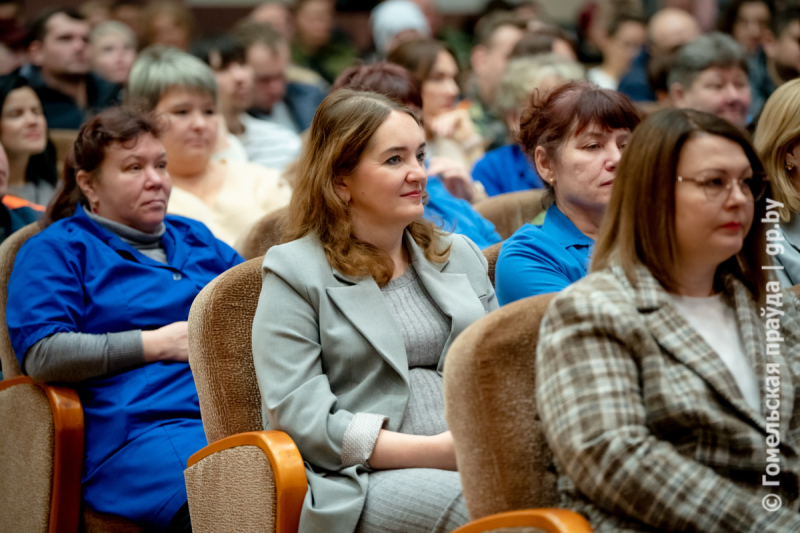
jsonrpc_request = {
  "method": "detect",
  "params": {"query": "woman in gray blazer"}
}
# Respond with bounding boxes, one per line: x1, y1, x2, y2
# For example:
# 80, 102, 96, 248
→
252, 89, 497, 533
537, 108, 800, 532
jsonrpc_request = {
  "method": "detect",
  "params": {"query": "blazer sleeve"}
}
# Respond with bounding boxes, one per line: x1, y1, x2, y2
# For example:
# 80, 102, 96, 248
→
535, 282, 800, 533
251, 256, 355, 473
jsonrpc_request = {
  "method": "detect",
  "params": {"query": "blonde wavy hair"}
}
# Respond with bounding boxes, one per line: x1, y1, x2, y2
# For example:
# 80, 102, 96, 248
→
753, 78, 800, 222
281, 89, 449, 286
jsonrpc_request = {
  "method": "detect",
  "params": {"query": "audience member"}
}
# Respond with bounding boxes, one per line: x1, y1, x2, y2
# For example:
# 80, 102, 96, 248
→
7, 106, 243, 532
79, 0, 111, 29
618, 7, 700, 102
0, 142, 43, 244
235, 21, 328, 133
718, 0, 772, 56
370, 0, 431, 59
668, 32, 751, 129
290, 0, 357, 84
127, 46, 291, 246
192, 35, 301, 172
466, 11, 526, 151
90, 20, 137, 86
753, 78, 800, 286
22, 8, 121, 129
495, 81, 640, 304
536, 107, 797, 533
587, 13, 646, 91
509, 25, 578, 61
333, 62, 502, 249
140, 2, 194, 51
250, 0, 294, 40
749, 6, 800, 120
110, 0, 144, 41
389, 39, 486, 178
0, 17, 27, 75
473, 54, 584, 197
252, 88, 497, 533
0, 74, 58, 205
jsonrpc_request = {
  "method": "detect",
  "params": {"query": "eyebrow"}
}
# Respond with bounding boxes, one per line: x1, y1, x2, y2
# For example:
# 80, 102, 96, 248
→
380, 142, 426, 156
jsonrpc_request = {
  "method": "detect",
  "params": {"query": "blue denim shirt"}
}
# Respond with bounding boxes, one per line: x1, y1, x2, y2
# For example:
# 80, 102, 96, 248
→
495, 204, 594, 305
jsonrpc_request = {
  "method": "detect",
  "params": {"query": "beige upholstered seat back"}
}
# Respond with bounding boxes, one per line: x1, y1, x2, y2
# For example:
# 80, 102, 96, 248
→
0, 223, 41, 379
188, 257, 266, 444
473, 189, 545, 240
481, 242, 502, 288
236, 208, 287, 261
444, 293, 558, 520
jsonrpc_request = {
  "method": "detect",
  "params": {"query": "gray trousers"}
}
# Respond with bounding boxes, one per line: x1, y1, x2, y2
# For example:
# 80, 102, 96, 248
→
355, 468, 469, 533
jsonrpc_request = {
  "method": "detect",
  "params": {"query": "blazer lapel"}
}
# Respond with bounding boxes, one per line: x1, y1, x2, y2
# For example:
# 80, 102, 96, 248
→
627, 265, 767, 431
326, 272, 410, 386
405, 233, 487, 368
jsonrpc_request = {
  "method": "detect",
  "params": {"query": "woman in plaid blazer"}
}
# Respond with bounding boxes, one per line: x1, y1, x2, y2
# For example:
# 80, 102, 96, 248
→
536, 108, 800, 532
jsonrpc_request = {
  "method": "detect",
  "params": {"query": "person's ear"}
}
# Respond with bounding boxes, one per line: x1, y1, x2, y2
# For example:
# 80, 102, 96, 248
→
470, 45, 488, 75
333, 177, 351, 205
762, 29, 777, 58
785, 142, 800, 171
669, 82, 686, 107
76, 170, 100, 211
28, 40, 45, 67
534, 146, 554, 185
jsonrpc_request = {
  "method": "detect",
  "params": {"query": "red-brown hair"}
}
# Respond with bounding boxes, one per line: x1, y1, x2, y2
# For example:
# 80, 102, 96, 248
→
43, 106, 162, 228
519, 80, 640, 206
332, 62, 423, 112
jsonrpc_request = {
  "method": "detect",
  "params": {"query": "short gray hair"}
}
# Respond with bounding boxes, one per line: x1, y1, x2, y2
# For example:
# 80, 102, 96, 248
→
90, 20, 137, 48
126, 45, 217, 110
494, 54, 584, 115
667, 32, 748, 89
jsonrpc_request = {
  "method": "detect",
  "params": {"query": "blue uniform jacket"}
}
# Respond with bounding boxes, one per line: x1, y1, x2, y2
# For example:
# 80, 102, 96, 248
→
424, 176, 502, 250
495, 204, 593, 305
7, 205, 243, 531
471, 144, 543, 197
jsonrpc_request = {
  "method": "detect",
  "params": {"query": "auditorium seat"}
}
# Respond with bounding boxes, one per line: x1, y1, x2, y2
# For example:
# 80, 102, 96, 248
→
473, 189, 545, 240
186, 258, 591, 532
482, 241, 502, 287
236, 207, 287, 260
0, 223, 142, 533
49, 129, 79, 180
444, 293, 594, 533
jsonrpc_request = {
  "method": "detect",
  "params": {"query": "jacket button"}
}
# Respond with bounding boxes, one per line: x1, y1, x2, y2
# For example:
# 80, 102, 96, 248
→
173, 272, 182, 280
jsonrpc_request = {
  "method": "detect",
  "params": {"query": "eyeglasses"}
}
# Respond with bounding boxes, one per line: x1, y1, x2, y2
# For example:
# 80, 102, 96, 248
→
676, 172, 768, 202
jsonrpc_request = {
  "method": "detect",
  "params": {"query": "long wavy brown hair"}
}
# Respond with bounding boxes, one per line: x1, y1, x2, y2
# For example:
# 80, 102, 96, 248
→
282, 89, 449, 286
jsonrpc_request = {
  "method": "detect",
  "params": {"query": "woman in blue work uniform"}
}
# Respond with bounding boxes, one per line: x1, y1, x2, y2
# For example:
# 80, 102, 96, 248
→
7, 106, 243, 532
495, 81, 640, 304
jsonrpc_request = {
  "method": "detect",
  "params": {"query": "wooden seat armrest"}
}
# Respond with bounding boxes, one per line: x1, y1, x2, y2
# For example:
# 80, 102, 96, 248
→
453, 509, 594, 533
0, 376, 84, 533
187, 430, 307, 533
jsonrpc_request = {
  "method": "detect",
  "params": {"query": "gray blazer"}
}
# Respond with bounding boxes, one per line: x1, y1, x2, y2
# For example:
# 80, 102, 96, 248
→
252, 231, 497, 533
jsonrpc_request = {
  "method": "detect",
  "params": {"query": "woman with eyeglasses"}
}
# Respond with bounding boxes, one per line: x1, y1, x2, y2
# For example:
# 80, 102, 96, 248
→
535, 108, 800, 532
753, 78, 800, 287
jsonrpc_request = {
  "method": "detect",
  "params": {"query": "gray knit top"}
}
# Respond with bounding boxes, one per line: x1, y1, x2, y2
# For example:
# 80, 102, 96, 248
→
23, 211, 166, 382
340, 266, 451, 467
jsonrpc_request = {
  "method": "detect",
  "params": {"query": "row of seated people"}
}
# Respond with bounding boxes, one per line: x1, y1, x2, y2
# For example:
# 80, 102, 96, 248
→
5, 65, 800, 531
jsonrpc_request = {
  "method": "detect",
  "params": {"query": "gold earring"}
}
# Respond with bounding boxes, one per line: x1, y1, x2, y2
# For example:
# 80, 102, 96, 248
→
787, 162, 795, 171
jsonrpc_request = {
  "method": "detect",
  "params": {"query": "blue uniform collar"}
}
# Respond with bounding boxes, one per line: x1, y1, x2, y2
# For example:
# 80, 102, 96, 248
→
73, 204, 189, 271
542, 204, 595, 249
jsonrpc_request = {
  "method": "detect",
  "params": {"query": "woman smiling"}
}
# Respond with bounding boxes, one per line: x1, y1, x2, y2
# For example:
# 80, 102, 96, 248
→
252, 89, 496, 533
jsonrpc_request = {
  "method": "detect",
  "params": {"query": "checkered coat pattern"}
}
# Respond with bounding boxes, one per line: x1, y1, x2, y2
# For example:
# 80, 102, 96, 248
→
536, 263, 800, 532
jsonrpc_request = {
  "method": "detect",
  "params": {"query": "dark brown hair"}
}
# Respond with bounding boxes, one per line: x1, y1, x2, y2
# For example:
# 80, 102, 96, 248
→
519, 80, 640, 206
43, 106, 162, 228
591, 108, 771, 303
387, 38, 454, 85
332, 62, 423, 114
282, 89, 449, 286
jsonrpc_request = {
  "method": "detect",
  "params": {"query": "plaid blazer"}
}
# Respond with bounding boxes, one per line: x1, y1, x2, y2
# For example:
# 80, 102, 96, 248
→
536, 263, 800, 532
